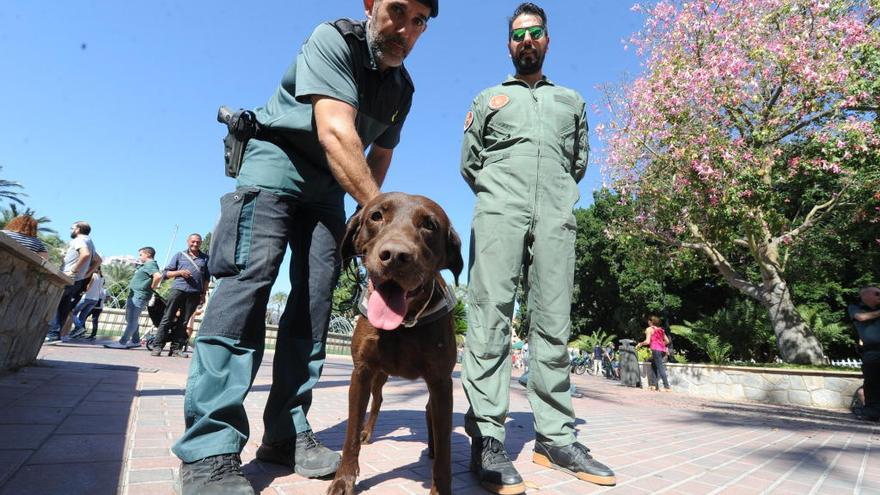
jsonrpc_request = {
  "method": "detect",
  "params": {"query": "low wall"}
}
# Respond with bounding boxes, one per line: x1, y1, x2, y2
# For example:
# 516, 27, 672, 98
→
93, 309, 352, 353
645, 362, 862, 410
0, 233, 72, 371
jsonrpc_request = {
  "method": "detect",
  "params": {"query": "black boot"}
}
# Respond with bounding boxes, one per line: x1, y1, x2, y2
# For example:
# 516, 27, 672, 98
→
470, 436, 525, 495
178, 454, 254, 495
256, 430, 340, 478
533, 440, 616, 486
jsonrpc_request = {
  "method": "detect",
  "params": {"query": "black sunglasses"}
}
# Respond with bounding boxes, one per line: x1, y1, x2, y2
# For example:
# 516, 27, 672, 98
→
510, 25, 546, 42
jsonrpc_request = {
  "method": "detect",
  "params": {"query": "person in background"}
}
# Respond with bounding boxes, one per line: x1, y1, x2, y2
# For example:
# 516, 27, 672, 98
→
592, 344, 603, 376
69, 267, 105, 339
46, 221, 101, 343
2, 214, 49, 259
105, 247, 162, 349
151, 234, 209, 358
849, 286, 880, 422
82, 286, 107, 342
636, 316, 671, 392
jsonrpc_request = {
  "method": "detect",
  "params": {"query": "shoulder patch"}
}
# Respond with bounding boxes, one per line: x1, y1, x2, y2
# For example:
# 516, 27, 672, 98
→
463, 111, 474, 132
488, 94, 510, 111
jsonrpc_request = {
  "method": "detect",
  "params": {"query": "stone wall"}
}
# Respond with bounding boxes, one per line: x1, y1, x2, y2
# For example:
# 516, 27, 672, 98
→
644, 362, 862, 410
0, 233, 72, 371
93, 309, 352, 353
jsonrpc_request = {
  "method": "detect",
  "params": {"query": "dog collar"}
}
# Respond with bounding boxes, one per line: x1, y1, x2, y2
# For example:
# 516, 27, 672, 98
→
358, 278, 457, 329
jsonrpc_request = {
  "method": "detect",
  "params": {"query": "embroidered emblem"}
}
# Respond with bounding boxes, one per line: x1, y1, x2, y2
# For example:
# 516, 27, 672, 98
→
489, 94, 510, 110
463, 111, 474, 132
391, 110, 399, 123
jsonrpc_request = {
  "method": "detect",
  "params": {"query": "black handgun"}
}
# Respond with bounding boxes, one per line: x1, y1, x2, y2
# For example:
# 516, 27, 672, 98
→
217, 106, 261, 178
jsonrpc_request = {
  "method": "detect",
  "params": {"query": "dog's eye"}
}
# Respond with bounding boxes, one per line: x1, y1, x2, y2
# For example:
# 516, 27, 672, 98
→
370, 211, 383, 222
421, 218, 437, 231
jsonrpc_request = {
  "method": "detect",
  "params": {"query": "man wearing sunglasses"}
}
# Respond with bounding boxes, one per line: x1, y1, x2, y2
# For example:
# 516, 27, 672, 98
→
171, 1, 438, 494
849, 286, 880, 422
460, 2, 615, 493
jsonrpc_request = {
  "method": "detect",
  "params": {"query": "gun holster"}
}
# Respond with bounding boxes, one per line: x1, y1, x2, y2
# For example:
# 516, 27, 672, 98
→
217, 106, 262, 178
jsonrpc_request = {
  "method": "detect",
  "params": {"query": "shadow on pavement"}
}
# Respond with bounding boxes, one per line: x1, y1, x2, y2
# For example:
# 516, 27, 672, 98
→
0, 358, 138, 495
671, 400, 880, 434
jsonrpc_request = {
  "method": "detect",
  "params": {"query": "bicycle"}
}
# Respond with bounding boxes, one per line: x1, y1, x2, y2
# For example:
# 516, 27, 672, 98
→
571, 355, 592, 375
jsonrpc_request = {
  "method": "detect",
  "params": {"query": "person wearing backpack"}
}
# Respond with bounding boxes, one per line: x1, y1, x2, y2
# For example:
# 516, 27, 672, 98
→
636, 315, 671, 392
151, 234, 209, 357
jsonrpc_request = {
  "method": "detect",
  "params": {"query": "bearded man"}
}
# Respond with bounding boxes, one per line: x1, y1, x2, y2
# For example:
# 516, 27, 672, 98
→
459, 3, 615, 493
172, 2, 438, 493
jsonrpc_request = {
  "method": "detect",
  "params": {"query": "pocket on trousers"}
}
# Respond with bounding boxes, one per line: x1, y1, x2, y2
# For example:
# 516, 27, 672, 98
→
209, 188, 259, 277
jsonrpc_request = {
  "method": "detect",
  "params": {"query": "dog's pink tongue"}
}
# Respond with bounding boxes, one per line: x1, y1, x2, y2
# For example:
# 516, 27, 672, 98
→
367, 285, 407, 330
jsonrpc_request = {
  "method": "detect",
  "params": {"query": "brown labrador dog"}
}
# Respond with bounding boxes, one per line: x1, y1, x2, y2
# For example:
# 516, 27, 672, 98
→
327, 192, 463, 495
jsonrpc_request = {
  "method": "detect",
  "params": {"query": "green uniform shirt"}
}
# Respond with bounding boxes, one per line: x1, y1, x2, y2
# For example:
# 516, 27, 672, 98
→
238, 19, 414, 200
461, 75, 588, 194
129, 259, 160, 302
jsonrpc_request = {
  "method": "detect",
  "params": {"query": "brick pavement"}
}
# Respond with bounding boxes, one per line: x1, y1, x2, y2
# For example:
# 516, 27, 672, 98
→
0, 341, 877, 495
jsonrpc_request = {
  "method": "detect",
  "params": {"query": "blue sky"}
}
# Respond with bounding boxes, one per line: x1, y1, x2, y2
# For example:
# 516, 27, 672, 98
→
1, 0, 642, 294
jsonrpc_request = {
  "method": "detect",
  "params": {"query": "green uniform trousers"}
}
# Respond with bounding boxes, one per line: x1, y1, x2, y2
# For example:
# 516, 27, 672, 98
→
461, 160, 578, 448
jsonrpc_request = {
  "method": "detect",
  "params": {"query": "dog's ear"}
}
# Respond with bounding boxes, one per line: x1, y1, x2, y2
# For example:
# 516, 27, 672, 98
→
445, 225, 464, 286
340, 208, 363, 271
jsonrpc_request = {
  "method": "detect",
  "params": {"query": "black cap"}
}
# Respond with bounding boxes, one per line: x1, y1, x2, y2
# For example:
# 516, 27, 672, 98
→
416, 0, 438, 18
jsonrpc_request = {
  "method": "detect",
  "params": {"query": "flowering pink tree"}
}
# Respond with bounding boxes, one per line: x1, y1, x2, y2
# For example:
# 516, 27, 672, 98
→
601, 0, 879, 364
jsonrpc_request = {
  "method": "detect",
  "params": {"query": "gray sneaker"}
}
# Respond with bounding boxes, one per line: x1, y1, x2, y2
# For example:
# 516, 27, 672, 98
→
68, 327, 87, 339
103, 341, 129, 349
179, 454, 254, 495
256, 430, 340, 478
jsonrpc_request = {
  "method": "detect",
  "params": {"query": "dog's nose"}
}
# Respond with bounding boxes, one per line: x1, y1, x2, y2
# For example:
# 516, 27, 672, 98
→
378, 242, 413, 267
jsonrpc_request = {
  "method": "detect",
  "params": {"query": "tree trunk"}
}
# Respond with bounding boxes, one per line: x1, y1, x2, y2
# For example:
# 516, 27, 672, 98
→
758, 280, 827, 365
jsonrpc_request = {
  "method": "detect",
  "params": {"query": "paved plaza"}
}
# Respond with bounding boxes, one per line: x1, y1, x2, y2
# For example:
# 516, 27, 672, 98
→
0, 341, 877, 495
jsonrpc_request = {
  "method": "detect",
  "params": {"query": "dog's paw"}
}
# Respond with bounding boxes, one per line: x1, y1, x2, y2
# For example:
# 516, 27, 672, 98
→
359, 429, 372, 444
429, 482, 452, 495
327, 475, 357, 495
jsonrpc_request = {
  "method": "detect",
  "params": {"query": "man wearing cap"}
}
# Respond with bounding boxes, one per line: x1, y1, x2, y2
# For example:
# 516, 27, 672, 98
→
460, 3, 615, 493
172, 1, 438, 493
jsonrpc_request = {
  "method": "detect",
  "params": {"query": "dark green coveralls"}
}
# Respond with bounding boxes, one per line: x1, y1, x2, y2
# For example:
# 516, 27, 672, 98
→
460, 76, 588, 447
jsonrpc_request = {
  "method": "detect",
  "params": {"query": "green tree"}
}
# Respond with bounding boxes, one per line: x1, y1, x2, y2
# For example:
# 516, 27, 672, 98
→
0, 167, 25, 207
268, 292, 288, 324
201, 231, 212, 255
332, 268, 363, 319
103, 262, 136, 307
40, 232, 65, 267
670, 324, 733, 365
571, 189, 735, 341
569, 330, 617, 353
602, 0, 880, 363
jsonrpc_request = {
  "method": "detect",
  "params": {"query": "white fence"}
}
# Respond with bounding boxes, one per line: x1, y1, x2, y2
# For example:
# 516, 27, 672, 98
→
830, 358, 863, 368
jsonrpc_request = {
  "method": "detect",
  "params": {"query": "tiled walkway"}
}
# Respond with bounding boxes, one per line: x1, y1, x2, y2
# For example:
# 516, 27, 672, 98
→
0, 341, 877, 494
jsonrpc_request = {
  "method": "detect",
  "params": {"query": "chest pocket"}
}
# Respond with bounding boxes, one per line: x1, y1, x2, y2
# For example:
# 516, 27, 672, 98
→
551, 94, 578, 135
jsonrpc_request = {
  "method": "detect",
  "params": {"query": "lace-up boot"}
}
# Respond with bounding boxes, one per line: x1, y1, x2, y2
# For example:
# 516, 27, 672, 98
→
469, 436, 525, 494
256, 430, 340, 478
533, 440, 616, 486
178, 453, 254, 495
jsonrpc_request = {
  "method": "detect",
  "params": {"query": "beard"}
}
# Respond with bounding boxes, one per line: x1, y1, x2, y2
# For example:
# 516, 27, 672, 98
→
512, 47, 544, 75
367, 23, 408, 67
70, 231, 77, 239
